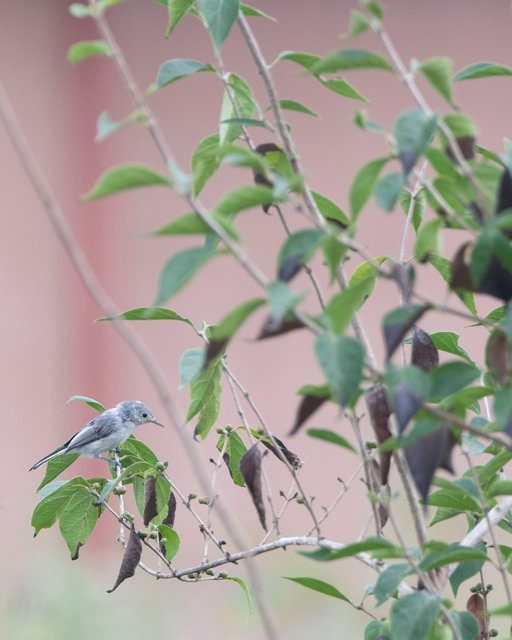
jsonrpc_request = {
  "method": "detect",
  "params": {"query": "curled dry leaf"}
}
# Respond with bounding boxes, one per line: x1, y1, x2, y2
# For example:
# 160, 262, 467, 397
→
143, 475, 158, 527
450, 241, 512, 301
260, 434, 301, 469
202, 338, 228, 372
289, 393, 328, 435
383, 304, 429, 360
466, 592, 489, 638
257, 314, 304, 340
107, 523, 142, 593
239, 444, 267, 531
365, 384, 392, 485
161, 490, 177, 529
486, 330, 510, 384
411, 326, 439, 373
392, 385, 422, 435
446, 136, 476, 162
404, 426, 455, 504
496, 166, 512, 221
254, 142, 281, 213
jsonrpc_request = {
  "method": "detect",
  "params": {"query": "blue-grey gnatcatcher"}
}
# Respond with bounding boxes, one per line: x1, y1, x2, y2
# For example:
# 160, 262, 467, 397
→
29, 400, 164, 470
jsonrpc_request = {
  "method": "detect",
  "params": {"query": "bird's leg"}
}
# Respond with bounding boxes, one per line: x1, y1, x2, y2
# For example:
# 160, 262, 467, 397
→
94, 453, 122, 468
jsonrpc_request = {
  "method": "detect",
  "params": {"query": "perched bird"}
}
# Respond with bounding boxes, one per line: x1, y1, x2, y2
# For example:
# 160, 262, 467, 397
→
29, 401, 164, 470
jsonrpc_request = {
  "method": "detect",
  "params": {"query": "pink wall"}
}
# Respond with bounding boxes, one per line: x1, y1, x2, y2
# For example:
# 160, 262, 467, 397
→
3, 1, 512, 638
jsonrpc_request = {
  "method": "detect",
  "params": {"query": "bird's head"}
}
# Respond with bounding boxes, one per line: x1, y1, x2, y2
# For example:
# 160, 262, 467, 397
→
117, 401, 165, 428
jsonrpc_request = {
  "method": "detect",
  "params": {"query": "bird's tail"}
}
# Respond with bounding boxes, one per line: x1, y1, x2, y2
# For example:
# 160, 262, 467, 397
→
29, 446, 67, 471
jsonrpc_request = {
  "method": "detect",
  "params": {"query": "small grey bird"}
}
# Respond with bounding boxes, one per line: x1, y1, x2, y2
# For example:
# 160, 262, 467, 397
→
29, 400, 164, 470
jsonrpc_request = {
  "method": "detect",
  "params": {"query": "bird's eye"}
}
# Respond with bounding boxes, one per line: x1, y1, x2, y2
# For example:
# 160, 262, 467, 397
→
142, 412, 148, 418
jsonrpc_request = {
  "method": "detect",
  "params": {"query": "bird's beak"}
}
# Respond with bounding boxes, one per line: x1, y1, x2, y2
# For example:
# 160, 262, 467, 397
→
150, 418, 165, 428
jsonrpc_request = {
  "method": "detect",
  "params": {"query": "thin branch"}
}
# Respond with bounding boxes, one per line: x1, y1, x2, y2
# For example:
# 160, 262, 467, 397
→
374, 21, 488, 223
237, 13, 325, 229
462, 448, 512, 605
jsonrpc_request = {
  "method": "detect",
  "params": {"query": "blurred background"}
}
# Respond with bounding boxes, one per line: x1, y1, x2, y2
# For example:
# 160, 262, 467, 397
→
2, 1, 512, 638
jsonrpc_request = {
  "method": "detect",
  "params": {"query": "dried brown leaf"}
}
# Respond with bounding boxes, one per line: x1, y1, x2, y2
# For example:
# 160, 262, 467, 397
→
107, 524, 142, 593
239, 445, 266, 531
365, 384, 392, 484
411, 326, 439, 373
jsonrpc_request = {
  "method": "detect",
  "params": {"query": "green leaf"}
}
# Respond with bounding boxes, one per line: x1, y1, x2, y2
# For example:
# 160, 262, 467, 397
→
36, 454, 80, 492
166, 0, 195, 37
419, 57, 453, 105
69, 3, 91, 18
62, 395, 106, 413
398, 187, 426, 232
365, 2, 383, 20
95, 111, 122, 142
266, 281, 307, 322
324, 278, 375, 333
471, 227, 512, 286
277, 229, 326, 281
478, 450, 512, 488
67, 40, 109, 64
158, 524, 180, 561
192, 135, 221, 197
219, 74, 255, 144
420, 545, 487, 572
449, 542, 486, 596
346, 10, 370, 37
120, 435, 159, 466
96, 307, 193, 324
394, 109, 437, 175
224, 576, 253, 621
217, 431, 247, 486
179, 348, 205, 387
81, 164, 172, 201
284, 576, 350, 602
195, 382, 222, 439
314, 334, 364, 406
276, 99, 318, 118
311, 191, 349, 227
156, 59, 215, 88
429, 331, 473, 363
309, 49, 393, 75
215, 184, 277, 215
414, 218, 443, 262
322, 236, 348, 283
428, 489, 480, 513
240, 3, 275, 20
32, 477, 98, 558
487, 479, 512, 497
453, 61, 512, 81
349, 157, 388, 219
443, 112, 478, 139
306, 428, 356, 453
154, 244, 216, 306
220, 117, 265, 128
429, 254, 477, 315
450, 611, 480, 640
390, 591, 441, 640
58, 485, 99, 558
275, 50, 321, 70
374, 172, 405, 211
197, 0, 240, 51
373, 563, 411, 606
304, 537, 401, 562
187, 360, 222, 422
429, 361, 481, 402
318, 77, 369, 103
151, 212, 237, 240
210, 298, 266, 341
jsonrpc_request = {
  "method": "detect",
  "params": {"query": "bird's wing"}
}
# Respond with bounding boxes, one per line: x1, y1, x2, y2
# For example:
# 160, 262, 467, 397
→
65, 411, 120, 452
